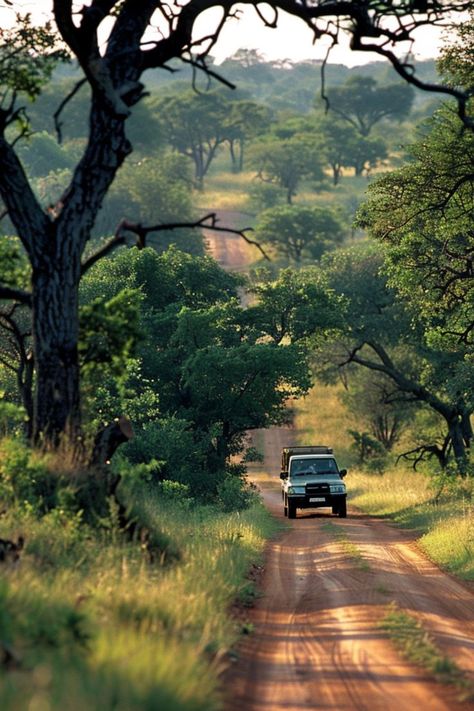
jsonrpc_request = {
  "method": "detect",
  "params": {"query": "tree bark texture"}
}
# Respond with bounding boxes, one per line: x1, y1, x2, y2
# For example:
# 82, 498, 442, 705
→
31, 261, 81, 445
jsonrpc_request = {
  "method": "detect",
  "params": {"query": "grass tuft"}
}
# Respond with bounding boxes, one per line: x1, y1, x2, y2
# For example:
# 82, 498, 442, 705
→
380, 603, 473, 699
322, 521, 370, 571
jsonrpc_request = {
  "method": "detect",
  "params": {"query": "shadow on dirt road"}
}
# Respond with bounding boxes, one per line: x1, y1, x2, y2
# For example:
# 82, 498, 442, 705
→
223, 429, 474, 711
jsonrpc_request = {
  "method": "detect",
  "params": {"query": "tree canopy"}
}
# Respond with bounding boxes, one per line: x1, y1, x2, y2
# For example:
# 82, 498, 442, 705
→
0, 0, 471, 452
321, 75, 415, 136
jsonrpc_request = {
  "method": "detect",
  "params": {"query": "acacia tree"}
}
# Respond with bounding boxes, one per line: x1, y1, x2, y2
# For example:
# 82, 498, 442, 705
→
322, 75, 415, 136
315, 115, 388, 183
154, 90, 230, 187
251, 136, 326, 203
254, 204, 344, 263
0, 1, 471, 451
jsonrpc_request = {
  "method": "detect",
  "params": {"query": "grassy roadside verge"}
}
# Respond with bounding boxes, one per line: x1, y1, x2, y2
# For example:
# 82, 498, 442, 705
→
349, 468, 474, 581
0, 493, 279, 710
380, 604, 473, 700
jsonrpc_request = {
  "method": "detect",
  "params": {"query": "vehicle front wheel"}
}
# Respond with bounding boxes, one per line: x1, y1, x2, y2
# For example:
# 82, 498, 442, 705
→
338, 499, 347, 518
288, 501, 297, 519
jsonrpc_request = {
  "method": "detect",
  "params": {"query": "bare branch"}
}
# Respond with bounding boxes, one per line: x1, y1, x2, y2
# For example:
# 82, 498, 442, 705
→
254, 4, 278, 29
0, 283, 31, 305
180, 55, 237, 91
117, 212, 271, 260
53, 77, 88, 144
396, 441, 449, 470
80, 229, 128, 275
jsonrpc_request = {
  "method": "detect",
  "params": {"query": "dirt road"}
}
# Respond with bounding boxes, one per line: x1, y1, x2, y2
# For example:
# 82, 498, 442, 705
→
208, 220, 474, 710
223, 429, 474, 711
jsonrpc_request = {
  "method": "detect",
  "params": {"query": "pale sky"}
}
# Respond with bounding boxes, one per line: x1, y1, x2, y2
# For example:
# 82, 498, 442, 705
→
2, 0, 455, 67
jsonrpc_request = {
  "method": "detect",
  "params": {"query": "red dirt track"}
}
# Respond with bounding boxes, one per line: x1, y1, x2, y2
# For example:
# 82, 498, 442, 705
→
223, 427, 474, 711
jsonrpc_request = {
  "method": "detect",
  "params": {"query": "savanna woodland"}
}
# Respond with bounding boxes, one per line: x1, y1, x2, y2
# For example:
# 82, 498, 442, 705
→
0, 1, 473, 709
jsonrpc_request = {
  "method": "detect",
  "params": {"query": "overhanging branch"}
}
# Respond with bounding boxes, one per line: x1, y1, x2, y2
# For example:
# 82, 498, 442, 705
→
0, 284, 31, 305
116, 212, 271, 260
81, 230, 127, 275
53, 77, 88, 144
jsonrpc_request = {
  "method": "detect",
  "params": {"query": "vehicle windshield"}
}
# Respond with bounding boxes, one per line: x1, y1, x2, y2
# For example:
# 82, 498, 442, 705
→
290, 457, 338, 476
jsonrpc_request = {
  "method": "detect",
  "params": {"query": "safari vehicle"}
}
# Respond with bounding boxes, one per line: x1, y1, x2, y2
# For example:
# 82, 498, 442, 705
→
280, 446, 347, 519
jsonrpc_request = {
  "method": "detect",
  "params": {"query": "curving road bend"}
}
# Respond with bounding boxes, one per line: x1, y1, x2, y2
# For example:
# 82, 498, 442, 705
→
223, 428, 474, 711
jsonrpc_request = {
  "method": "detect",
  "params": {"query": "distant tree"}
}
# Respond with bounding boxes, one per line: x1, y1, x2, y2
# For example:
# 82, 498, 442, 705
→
95, 153, 204, 254
225, 99, 272, 172
17, 131, 74, 177
155, 90, 229, 187
316, 116, 387, 183
251, 136, 325, 203
254, 204, 344, 263
322, 76, 415, 136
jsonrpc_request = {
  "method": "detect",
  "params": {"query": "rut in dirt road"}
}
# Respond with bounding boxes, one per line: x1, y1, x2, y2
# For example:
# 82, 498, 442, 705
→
224, 479, 474, 711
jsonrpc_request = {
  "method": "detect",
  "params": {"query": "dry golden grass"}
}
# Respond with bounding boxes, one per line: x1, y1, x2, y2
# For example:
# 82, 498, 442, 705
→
294, 382, 358, 467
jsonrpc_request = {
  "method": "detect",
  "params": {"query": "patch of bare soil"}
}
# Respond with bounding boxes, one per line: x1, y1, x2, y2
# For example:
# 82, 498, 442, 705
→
223, 428, 474, 711
203, 209, 256, 272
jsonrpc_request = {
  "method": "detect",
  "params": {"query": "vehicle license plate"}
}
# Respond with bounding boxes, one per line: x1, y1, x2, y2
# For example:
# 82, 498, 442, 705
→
309, 497, 325, 502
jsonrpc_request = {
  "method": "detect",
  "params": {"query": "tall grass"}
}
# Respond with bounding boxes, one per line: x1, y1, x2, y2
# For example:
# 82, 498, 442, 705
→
0, 494, 279, 710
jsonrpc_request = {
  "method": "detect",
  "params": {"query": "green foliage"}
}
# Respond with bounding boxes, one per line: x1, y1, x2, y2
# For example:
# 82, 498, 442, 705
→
17, 131, 74, 177
95, 154, 203, 254
225, 98, 273, 171
121, 417, 210, 498
0, 399, 26, 435
320, 75, 414, 136
79, 288, 142, 374
310, 112, 388, 183
0, 477, 279, 711
319, 242, 472, 473
247, 181, 286, 212
249, 266, 343, 344
0, 14, 68, 102
250, 134, 326, 203
0, 438, 61, 512
0, 235, 30, 288
153, 90, 230, 185
254, 204, 345, 263
437, 11, 474, 91
216, 475, 259, 512
358, 106, 474, 387
82, 247, 322, 487
340, 370, 415, 451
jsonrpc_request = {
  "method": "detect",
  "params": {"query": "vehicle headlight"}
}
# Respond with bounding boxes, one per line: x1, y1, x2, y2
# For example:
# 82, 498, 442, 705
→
330, 484, 346, 494
288, 486, 305, 495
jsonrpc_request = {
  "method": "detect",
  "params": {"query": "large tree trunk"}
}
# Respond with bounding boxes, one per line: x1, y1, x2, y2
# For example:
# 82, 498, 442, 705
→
31, 256, 81, 446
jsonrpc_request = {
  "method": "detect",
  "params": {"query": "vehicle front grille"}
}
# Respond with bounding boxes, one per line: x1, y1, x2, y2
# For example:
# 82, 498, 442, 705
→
305, 483, 330, 496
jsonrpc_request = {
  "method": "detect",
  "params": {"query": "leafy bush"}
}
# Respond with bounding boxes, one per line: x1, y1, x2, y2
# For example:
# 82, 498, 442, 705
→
217, 475, 260, 512
0, 438, 59, 512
